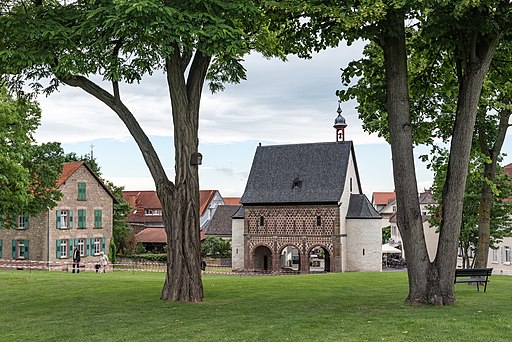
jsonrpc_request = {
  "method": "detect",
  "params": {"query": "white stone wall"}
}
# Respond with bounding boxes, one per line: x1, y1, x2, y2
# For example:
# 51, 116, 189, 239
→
345, 218, 382, 272
486, 237, 512, 275
231, 217, 245, 271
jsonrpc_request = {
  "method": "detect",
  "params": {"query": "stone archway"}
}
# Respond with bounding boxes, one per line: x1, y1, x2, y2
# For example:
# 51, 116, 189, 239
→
309, 245, 331, 272
253, 245, 272, 272
279, 244, 301, 272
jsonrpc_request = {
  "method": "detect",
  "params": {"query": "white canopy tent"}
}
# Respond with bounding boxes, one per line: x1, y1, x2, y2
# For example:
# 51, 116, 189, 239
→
382, 244, 402, 254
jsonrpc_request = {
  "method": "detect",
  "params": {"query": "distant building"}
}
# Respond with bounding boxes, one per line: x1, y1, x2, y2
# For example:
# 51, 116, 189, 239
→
233, 107, 382, 273
0, 161, 115, 268
206, 205, 241, 240
122, 189, 224, 251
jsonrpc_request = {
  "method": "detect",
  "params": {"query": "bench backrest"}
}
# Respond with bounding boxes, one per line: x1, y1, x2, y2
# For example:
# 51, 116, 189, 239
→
455, 268, 493, 277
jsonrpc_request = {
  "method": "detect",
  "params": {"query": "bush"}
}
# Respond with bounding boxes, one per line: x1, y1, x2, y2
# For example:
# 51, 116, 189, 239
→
132, 253, 167, 262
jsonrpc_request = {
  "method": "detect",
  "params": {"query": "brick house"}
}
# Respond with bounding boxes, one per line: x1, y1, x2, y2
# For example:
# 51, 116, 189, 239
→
122, 189, 223, 251
233, 141, 382, 273
0, 161, 115, 267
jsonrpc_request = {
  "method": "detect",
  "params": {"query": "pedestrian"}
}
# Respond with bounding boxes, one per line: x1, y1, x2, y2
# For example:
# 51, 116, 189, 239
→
72, 247, 80, 273
99, 251, 109, 273
200, 259, 207, 274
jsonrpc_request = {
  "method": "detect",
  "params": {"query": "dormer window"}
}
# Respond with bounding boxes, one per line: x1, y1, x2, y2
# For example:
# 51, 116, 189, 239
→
292, 178, 303, 189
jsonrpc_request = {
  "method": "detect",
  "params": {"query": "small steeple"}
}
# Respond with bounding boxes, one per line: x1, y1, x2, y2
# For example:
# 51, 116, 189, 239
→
333, 102, 347, 142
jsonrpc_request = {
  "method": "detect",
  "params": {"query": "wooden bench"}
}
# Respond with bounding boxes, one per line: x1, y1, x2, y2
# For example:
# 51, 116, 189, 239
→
454, 268, 493, 292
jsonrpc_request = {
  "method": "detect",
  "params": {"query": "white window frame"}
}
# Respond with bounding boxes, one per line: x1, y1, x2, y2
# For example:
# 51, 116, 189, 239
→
60, 240, 68, 258
60, 210, 70, 229
18, 241, 25, 259
492, 249, 498, 262
94, 238, 101, 255
78, 239, 85, 257
505, 246, 511, 263
17, 214, 29, 229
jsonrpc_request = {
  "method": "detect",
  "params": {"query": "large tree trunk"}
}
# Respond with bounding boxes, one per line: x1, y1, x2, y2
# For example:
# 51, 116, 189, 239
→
433, 31, 500, 303
380, 10, 500, 305
473, 106, 511, 268
160, 48, 211, 302
380, 10, 433, 305
61, 47, 212, 302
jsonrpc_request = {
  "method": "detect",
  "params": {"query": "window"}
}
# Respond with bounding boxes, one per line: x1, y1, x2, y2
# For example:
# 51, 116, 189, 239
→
78, 239, 85, 256
12, 240, 29, 259
492, 249, 498, 262
78, 182, 86, 201
259, 216, 264, 226
56, 210, 74, 229
316, 216, 321, 226
94, 238, 101, 255
145, 209, 162, 216
78, 209, 86, 229
504, 246, 511, 263
16, 214, 29, 229
60, 240, 68, 258
292, 178, 302, 189
94, 210, 102, 228
350, 177, 353, 192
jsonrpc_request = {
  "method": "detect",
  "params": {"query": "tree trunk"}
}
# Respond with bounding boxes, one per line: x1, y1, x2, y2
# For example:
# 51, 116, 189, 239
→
433, 31, 501, 303
159, 48, 211, 302
473, 107, 511, 268
380, 11, 433, 305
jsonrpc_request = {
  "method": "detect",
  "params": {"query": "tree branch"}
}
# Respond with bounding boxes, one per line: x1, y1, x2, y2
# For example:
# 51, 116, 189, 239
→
61, 75, 173, 190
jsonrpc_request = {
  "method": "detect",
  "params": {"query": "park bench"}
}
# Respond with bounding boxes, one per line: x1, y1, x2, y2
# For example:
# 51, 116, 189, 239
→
454, 268, 493, 292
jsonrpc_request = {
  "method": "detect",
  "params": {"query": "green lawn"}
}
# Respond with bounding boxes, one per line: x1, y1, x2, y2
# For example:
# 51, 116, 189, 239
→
1, 270, 511, 341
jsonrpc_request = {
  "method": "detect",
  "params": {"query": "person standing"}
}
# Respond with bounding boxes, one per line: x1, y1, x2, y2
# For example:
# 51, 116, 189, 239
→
72, 247, 81, 273
99, 251, 109, 273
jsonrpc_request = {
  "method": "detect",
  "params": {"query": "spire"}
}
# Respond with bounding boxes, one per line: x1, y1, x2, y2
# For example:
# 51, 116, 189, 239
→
333, 102, 347, 142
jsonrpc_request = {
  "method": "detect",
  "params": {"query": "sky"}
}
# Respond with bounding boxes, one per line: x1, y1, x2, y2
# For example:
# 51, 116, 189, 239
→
34, 41, 512, 200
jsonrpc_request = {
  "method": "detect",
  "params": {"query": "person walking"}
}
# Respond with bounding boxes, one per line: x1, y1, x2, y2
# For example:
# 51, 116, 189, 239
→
72, 247, 80, 273
99, 251, 109, 273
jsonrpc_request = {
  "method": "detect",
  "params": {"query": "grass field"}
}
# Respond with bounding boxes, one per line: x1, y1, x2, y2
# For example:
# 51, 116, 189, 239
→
1, 270, 511, 341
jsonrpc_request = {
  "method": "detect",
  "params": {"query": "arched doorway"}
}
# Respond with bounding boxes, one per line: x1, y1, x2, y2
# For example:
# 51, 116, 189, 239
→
309, 246, 331, 272
280, 245, 300, 272
253, 245, 272, 272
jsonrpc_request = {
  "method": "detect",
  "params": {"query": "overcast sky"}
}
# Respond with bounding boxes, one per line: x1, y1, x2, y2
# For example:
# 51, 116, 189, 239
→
34, 41, 512, 200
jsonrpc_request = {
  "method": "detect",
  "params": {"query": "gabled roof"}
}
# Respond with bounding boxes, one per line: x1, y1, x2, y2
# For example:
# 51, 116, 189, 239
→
206, 205, 241, 236
419, 189, 436, 205
241, 141, 360, 205
372, 192, 396, 207
504, 163, 512, 176
346, 194, 381, 219
200, 190, 218, 215
58, 161, 117, 202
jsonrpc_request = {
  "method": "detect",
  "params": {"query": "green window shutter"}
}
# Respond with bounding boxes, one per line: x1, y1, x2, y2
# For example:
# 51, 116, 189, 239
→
102, 237, 106, 253
24, 214, 29, 229
69, 239, 73, 255
94, 210, 102, 228
56, 210, 61, 229
0, 214, 3, 228
56, 240, 61, 259
12, 215, 17, 228
69, 210, 74, 228
78, 210, 86, 228
78, 182, 86, 201
24, 240, 29, 259
91, 238, 96, 255
12, 240, 16, 259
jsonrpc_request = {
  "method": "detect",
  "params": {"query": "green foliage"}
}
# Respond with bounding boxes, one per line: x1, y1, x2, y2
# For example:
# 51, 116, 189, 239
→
109, 237, 117, 263
382, 226, 391, 244
0, 82, 64, 219
201, 236, 231, 258
133, 253, 167, 262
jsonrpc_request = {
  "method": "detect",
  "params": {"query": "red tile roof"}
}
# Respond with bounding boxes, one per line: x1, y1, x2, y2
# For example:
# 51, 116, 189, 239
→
223, 197, 241, 205
134, 227, 206, 243
504, 163, 512, 177
372, 192, 396, 206
56, 161, 84, 187
200, 190, 217, 215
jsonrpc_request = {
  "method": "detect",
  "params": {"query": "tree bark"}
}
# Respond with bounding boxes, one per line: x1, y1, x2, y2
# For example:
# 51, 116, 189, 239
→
473, 106, 511, 268
379, 10, 433, 305
434, 30, 501, 303
159, 48, 211, 302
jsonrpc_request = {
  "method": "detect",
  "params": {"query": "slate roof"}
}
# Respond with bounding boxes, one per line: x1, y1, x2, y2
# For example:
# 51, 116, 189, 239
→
346, 194, 381, 219
241, 142, 359, 204
233, 205, 245, 219
206, 205, 241, 236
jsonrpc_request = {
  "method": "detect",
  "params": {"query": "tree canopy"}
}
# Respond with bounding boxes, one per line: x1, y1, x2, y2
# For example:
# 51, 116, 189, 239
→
0, 82, 64, 221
